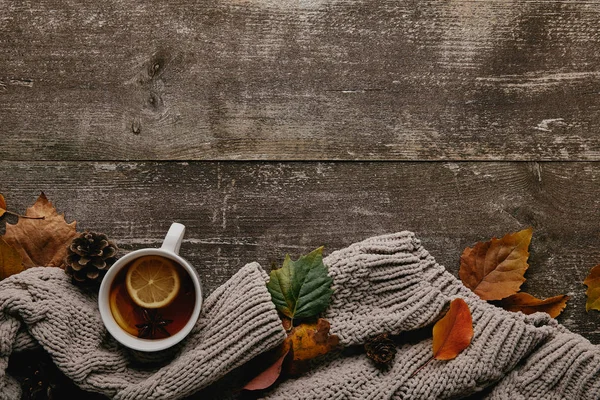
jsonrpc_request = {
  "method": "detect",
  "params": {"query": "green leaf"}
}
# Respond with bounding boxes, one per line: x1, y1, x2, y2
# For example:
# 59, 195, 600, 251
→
267, 247, 333, 322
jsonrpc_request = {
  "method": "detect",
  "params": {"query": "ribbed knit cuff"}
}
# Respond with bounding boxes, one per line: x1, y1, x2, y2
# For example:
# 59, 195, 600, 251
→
486, 326, 600, 399
323, 232, 450, 345
115, 262, 287, 399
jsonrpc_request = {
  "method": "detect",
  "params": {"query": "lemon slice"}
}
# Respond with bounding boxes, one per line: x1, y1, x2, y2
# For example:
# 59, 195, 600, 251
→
110, 283, 140, 336
125, 256, 181, 309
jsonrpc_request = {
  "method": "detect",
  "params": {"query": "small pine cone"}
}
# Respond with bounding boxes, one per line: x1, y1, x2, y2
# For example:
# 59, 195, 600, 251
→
364, 333, 397, 367
65, 232, 118, 286
11, 351, 58, 400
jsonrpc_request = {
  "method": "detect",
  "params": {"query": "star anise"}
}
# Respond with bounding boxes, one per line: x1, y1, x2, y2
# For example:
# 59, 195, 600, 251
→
136, 309, 173, 339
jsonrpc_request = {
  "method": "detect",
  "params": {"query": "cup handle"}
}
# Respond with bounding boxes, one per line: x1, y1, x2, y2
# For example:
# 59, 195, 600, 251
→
161, 223, 186, 255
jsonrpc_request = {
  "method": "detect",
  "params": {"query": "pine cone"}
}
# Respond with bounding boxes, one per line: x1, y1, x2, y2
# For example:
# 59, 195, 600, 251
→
364, 333, 397, 366
65, 232, 118, 286
18, 358, 56, 400
8, 350, 108, 400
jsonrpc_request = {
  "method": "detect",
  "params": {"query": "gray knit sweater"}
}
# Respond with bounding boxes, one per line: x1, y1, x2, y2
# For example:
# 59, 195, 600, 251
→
0, 232, 598, 399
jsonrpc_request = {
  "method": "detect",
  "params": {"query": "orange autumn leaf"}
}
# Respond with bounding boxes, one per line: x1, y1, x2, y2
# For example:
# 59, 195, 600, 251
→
0, 194, 6, 218
0, 237, 24, 280
499, 292, 569, 318
244, 339, 291, 391
432, 298, 473, 360
459, 228, 532, 301
584, 264, 600, 312
3, 193, 77, 269
288, 318, 339, 361
245, 318, 339, 389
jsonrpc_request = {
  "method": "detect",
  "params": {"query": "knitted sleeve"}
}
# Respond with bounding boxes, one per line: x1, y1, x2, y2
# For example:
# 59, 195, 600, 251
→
0, 262, 286, 400
262, 232, 572, 399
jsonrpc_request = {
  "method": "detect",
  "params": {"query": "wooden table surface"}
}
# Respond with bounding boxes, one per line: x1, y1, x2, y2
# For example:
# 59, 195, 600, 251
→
2, 0, 600, 396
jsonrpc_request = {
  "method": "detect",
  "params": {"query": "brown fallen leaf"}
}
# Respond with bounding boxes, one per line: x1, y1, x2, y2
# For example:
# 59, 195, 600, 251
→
243, 339, 291, 391
499, 292, 568, 318
0, 237, 24, 280
584, 264, 600, 312
459, 228, 532, 301
3, 193, 77, 269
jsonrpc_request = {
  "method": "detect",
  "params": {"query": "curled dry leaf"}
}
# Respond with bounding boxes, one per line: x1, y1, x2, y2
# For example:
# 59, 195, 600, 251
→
0, 237, 24, 280
459, 228, 532, 301
584, 264, 600, 312
499, 292, 569, 318
284, 318, 340, 376
3, 193, 77, 269
432, 298, 473, 360
243, 339, 291, 391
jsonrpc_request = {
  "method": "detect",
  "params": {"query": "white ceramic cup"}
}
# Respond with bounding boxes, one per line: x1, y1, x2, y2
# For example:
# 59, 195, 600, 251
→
98, 223, 203, 352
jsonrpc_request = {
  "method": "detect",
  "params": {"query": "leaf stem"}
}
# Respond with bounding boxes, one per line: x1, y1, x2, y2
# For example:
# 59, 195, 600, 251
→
4, 210, 45, 220
410, 356, 434, 378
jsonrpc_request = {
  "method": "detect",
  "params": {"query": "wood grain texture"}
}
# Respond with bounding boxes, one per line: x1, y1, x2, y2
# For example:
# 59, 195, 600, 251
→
2, 0, 600, 161
1, 161, 599, 343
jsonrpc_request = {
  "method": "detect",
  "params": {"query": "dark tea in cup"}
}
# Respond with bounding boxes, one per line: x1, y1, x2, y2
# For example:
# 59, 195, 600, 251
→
109, 255, 196, 340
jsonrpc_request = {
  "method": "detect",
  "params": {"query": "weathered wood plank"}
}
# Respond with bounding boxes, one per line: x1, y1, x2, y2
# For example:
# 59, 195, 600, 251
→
1, 161, 599, 342
1, 1, 600, 160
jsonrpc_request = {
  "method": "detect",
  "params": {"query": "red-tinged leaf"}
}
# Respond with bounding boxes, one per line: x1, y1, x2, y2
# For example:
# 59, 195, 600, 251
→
0, 194, 6, 218
244, 340, 291, 391
432, 298, 473, 360
584, 264, 600, 312
459, 228, 532, 301
499, 292, 569, 318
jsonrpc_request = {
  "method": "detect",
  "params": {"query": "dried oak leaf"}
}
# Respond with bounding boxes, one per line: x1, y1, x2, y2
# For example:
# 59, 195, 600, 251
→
284, 318, 340, 376
3, 193, 77, 269
459, 227, 532, 301
584, 264, 600, 312
499, 292, 569, 318
432, 298, 473, 360
0, 237, 24, 280
243, 339, 291, 391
